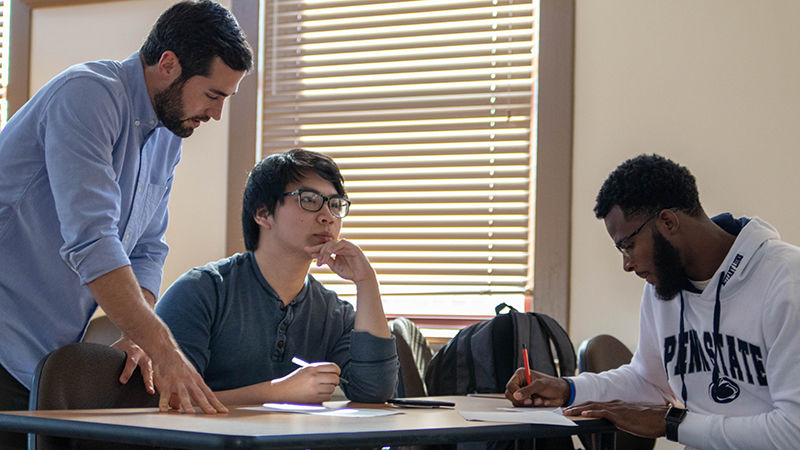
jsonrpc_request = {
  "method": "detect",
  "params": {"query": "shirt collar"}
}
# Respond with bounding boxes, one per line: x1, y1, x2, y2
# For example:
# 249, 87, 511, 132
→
121, 52, 161, 136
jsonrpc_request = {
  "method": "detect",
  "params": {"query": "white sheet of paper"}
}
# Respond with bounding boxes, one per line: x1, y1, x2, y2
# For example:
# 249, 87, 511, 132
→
459, 408, 577, 427
241, 403, 401, 418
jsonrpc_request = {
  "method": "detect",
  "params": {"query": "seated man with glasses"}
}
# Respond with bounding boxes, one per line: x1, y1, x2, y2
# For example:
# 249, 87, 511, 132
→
505, 154, 800, 449
155, 149, 398, 404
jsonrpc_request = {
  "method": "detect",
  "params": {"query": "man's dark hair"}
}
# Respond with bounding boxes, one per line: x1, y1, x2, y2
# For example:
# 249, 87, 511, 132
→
594, 154, 704, 220
242, 149, 346, 251
140, 0, 253, 80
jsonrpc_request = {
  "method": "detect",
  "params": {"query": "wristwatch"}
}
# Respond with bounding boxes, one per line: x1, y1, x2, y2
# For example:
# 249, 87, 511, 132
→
664, 405, 687, 442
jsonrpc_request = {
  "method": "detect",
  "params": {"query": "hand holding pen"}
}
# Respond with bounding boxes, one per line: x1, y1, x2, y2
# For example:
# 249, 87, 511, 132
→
267, 357, 344, 404
292, 357, 349, 385
504, 361, 573, 408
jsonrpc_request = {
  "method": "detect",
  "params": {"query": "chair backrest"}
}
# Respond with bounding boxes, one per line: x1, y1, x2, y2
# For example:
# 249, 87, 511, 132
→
29, 342, 159, 450
81, 314, 122, 346
577, 333, 633, 373
389, 317, 434, 397
577, 334, 655, 450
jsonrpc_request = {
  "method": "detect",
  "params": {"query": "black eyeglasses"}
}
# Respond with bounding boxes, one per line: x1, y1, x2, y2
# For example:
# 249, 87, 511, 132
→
282, 189, 351, 218
614, 214, 656, 257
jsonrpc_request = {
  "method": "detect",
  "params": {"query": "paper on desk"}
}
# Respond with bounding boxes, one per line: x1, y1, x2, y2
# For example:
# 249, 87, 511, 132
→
459, 407, 577, 427
241, 403, 401, 418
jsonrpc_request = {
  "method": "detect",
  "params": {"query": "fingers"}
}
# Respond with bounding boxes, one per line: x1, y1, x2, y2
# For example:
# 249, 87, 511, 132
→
143, 359, 155, 394
152, 353, 227, 415
506, 368, 533, 406
307, 240, 362, 265
158, 394, 169, 412
119, 354, 138, 384
308, 362, 341, 375
196, 381, 228, 414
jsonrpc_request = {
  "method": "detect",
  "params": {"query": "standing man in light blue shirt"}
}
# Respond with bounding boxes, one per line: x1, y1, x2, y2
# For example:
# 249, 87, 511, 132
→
0, 1, 252, 447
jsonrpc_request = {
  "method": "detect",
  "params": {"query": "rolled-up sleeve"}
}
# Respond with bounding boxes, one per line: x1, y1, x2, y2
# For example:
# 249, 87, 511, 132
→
43, 77, 131, 284
339, 330, 399, 403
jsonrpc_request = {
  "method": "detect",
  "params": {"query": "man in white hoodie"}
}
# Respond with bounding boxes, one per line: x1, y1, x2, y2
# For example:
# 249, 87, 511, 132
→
505, 154, 800, 449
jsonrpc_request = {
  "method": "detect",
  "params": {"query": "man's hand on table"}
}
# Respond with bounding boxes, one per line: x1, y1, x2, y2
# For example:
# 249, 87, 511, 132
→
563, 400, 668, 439
152, 347, 229, 414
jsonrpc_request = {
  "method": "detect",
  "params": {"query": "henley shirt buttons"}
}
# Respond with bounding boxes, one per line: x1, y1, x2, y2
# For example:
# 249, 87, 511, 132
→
280, 305, 287, 311
134, 120, 141, 126
279, 323, 287, 332
277, 340, 285, 349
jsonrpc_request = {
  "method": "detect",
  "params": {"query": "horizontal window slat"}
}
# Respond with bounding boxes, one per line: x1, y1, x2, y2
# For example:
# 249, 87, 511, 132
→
342, 178, 530, 191
268, 132, 530, 146
312, 263, 527, 276
264, 121, 531, 136
348, 190, 528, 203
341, 167, 529, 181
284, 143, 530, 158
270, 12, 533, 36
265, 106, 532, 125
271, 53, 533, 74
340, 239, 528, 251
346, 252, 529, 264
263, 92, 531, 113
312, 273, 528, 286
267, 79, 533, 97
271, 0, 528, 15
340, 229, 529, 239
337, 155, 529, 170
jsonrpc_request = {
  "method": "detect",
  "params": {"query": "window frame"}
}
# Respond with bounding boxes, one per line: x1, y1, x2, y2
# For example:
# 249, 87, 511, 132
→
233, 0, 574, 328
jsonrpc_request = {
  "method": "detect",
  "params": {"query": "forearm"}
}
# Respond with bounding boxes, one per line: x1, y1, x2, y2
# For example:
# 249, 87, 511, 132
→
571, 365, 674, 405
141, 287, 156, 308
353, 272, 391, 338
680, 410, 800, 450
215, 382, 271, 406
88, 266, 174, 359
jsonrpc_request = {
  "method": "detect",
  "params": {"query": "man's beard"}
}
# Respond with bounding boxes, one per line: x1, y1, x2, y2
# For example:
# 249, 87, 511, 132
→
651, 229, 689, 300
154, 78, 207, 138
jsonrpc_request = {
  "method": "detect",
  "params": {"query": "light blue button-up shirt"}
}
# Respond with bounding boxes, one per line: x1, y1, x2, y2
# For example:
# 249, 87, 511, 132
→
0, 53, 183, 388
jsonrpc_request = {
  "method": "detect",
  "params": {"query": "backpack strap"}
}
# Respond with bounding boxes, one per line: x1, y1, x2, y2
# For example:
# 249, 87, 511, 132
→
464, 327, 477, 393
495, 302, 517, 315
533, 313, 577, 377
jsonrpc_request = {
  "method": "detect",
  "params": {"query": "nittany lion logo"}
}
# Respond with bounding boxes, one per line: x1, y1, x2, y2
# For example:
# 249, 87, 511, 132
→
709, 376, 740, 403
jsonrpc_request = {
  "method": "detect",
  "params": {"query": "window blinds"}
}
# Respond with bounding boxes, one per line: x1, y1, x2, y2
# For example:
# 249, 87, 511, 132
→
261, 0, 536, 317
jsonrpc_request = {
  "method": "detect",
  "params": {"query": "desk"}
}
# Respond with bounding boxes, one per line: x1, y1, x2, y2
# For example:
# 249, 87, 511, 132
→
0, 395, 617, 449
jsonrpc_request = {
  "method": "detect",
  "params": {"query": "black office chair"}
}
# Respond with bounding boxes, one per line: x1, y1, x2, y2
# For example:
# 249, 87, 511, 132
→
577, 334, 655, 450
28, 342, 160, 450
389, 317, 434, 398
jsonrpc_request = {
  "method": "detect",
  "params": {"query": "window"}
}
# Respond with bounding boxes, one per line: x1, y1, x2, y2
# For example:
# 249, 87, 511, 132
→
261, 0, 537, 322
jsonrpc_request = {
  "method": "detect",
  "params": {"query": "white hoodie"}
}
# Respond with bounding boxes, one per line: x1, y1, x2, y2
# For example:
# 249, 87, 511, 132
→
570, 216, 800, 450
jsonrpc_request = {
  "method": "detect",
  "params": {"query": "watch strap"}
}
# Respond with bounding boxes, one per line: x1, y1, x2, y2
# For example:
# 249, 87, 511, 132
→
665, 405, 687, 442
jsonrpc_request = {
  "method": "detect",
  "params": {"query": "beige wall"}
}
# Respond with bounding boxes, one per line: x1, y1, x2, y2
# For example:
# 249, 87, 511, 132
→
28, 0, 232, 296
571, 0, 800, 357
571, 4, 800, 447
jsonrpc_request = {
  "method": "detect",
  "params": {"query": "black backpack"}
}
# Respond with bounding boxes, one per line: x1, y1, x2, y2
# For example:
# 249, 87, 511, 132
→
424, 303, 577, 450
425, 303, 576, 395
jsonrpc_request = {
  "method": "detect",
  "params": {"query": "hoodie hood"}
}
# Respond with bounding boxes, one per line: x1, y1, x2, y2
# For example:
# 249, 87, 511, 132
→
713, 215, 780, 294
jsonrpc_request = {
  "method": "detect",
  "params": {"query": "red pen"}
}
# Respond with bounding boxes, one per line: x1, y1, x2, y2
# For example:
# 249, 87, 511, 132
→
522, 344, 532, 385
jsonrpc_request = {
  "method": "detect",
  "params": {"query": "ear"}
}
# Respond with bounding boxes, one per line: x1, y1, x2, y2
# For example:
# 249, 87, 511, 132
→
156, 51, 182, 81
656, 208, 680, 236
253, 206, 273, 230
